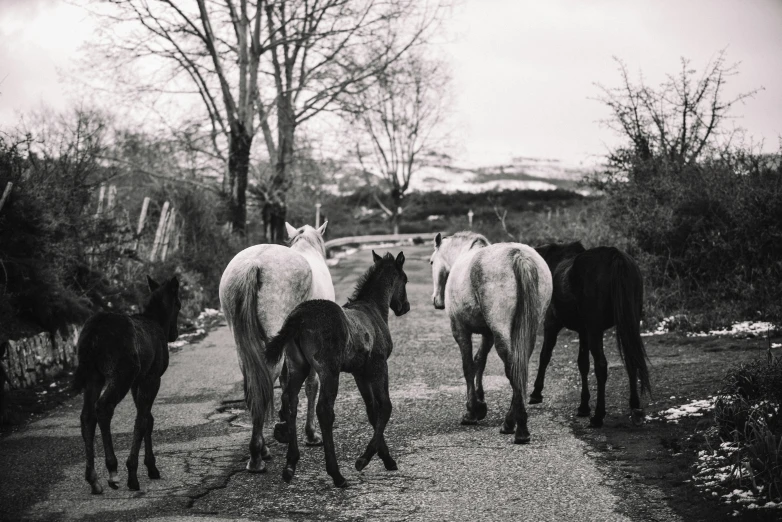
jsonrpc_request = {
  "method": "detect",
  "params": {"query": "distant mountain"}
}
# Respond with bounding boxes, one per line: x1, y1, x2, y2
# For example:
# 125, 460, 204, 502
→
322, 154, 594, 196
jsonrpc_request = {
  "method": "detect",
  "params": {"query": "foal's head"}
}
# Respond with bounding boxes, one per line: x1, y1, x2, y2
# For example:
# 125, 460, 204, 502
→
370, 250, 410, 316
145, 276, 182, 342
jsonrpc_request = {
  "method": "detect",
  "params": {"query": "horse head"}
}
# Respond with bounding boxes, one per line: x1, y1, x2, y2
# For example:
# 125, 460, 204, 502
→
146, 275, 182, 342
429, 233, 448, 310
285, 221, 328, 257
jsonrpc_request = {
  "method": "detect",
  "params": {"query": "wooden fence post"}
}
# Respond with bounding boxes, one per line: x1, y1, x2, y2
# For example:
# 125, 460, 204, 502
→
160, 209, 176, 261
95, 183, 106, 217
106, 185, 117, 215
149, 201, 170, 262
0, 182, 13, 213
134, 197, 150, 251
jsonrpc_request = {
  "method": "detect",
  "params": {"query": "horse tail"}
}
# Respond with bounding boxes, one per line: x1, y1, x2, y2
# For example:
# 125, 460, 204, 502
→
510, 251, 541, 402
264, 309, 302, 366
611, 251, 651, 396
223, 265, 274, 422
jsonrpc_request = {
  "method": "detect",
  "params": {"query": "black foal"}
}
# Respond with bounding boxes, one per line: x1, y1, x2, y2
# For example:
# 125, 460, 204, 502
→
73, 276, 181, 493
264, 251, 410, 487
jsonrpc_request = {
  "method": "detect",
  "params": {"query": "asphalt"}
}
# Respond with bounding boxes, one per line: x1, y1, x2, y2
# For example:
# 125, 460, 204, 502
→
0, 245, 678, 521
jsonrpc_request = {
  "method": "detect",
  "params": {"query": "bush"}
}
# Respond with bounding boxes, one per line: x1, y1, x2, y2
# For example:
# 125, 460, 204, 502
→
712, 356, 782, 502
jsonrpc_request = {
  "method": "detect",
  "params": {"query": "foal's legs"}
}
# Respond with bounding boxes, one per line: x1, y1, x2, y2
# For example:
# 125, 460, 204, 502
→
274, 361, 290, 444
587, 330, 608, 427
304, 369, 323, 446
127, 376, 160, 490
131, 378, 162, 481
282, 363, 308, 483
577, 331, 592, 417
356, 367, 397, 472
316, 372, 345, 487
530, 314, 563, 404
451, 321, 482, 425
80, 380, 103, 494
473, 333, 493, 412
96, 377, 132, 489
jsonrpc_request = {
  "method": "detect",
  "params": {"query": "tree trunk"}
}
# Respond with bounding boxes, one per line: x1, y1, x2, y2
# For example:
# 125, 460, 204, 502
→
263, 131, 294, 243
391, 189, 403, 235
228, 123, 252, 233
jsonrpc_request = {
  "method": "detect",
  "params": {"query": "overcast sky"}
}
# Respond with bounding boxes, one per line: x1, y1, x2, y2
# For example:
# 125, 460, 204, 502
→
1, 0, 781, 166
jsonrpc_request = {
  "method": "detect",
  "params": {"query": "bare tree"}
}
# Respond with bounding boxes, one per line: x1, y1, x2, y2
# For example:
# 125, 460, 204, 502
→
344, 51, 450, 234
84, 0, 447, 240
596, 51, 761, 173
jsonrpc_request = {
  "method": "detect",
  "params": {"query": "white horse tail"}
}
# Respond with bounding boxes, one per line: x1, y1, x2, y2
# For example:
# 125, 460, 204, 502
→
224, 265, 274, 422
510, 251, 541, 402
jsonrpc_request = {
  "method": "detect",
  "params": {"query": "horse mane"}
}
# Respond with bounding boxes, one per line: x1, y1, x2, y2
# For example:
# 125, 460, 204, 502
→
289, 226, 326, 257
347, 253, 394, 303
443, 231, 490, 254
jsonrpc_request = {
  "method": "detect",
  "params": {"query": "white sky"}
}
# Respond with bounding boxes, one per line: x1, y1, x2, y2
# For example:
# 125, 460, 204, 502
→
1, 0, 781, 166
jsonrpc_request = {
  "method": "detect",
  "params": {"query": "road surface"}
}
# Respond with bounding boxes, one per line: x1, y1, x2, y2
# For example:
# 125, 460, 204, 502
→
0, 245, 677, 521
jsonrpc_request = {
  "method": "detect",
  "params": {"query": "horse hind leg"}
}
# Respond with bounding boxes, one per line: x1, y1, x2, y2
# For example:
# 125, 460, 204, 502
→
577, 332, 591, 417
316, 372, 346, 487
127, 376, 160, 491
274, 361, 290, 444
282, 363, 308, 483
495, 333, 531, 444
451, 324, 482, 425
587, 330, 608, 428
304, 369, 323, 446
530, 315, 562, 404
96, 376, 132, 489
473, 333, 493, 416
135, 377, 162, 480
80, 380, 103, 494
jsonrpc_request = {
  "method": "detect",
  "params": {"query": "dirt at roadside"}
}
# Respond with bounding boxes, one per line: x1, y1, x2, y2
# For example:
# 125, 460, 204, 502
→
546, 332, 780, 522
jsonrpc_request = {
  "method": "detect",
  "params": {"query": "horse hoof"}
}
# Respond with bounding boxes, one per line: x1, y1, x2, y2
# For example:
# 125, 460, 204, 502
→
246, 459, 267, 473
127, 478, 140, 491
147, 467, 161, 480
514, 434, 531, 445
89, 482, 104, 495
631, 409, 646, 426
383, 459, 398, 471
305, 433, 323, 447
589, 416, 604, 428
108, 480, 119, 490
460, 413, 478, 426
273, 422, 289, 444
577, 406, 591, 417
355, 457, 369, 472
474, 401, 488, 421
528, 395, 542, 405
333, 476, 348, 488
282, 466, 295, 483
499, 422, 515, 435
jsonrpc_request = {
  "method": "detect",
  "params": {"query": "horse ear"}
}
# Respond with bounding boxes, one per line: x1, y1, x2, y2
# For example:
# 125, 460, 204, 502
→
147, 275, 160, 292
395, 251, 405, 267
285, 222, 298, 239
372, 250, 382, 263
434, 232, 442, 248
316, 220, 328, 236
168, 276, 180, 293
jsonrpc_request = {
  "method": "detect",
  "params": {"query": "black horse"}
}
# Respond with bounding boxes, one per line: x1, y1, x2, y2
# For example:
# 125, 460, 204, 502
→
528, 242, 650, 427
73, 276, 181, 494
264, 251, 410, 487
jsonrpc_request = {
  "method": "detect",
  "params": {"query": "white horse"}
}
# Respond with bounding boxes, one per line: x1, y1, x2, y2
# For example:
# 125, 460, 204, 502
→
219, 222, 334, 472
430, 232, 552, 443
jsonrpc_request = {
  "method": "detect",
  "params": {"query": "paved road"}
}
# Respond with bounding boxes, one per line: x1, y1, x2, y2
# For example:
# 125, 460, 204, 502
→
0, 245, 676, 521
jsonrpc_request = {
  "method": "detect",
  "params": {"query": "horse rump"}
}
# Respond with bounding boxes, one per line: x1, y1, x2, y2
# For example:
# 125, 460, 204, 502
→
610, 251, 651, 396
265, 300, 348, 367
